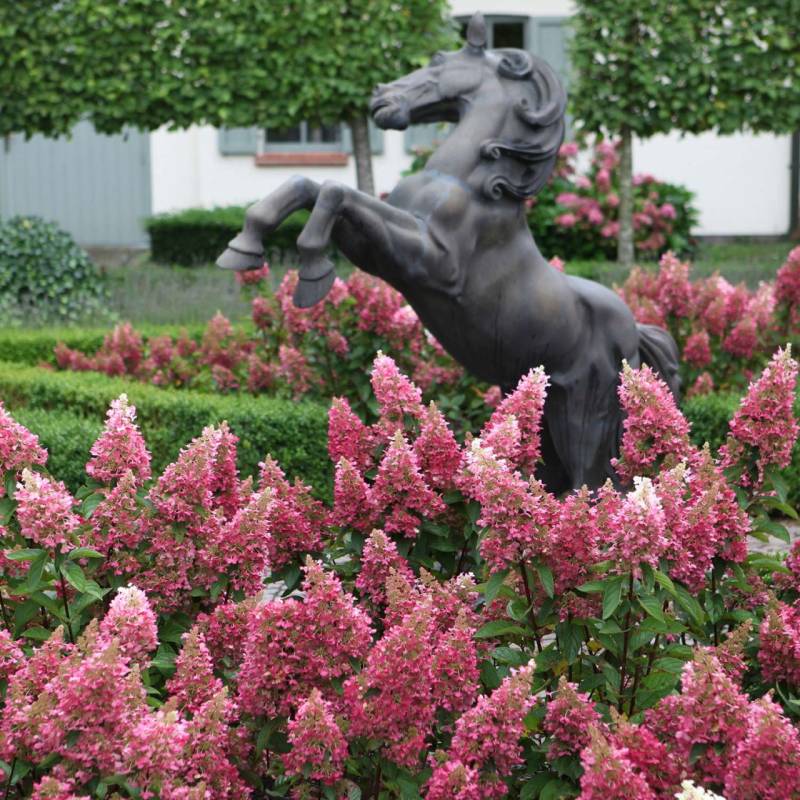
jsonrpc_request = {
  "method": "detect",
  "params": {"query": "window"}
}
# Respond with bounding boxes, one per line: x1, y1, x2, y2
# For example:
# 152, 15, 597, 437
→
457, 15, 528, 49
263, 122, 344, 152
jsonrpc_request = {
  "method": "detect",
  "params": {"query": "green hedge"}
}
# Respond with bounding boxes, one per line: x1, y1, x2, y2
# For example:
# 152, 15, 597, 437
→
12, 407, 102, 493
0, 362, 331, 495
0, 324, 207, 367
145, 206, 310, 266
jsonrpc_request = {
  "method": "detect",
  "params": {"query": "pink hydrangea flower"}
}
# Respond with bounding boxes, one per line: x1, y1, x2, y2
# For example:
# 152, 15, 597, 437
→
344, 599, 438, 768
683, 330, 712, 368
15, 469, 81, 551
445, 662, 535, 799
426, 760, 482, 800
722, 316, 759, 359
758, 602, 800, 686
687, 372, 714, 398
167, 627, 224, 715
461, 440, 556, 571
371, 432, 445, 538
327, 396, 376, 474
775, 245, 800, 308
607, 477, 668, 577
413, 403, 463, 490
86, 394, 151, 484
724, 694, 800, 800
355, 528, 414, 606
578, 728, 656, 800
238, 559, 372, 717
482, 367, 548, 473
613, 362, 691, 482
284, 689, 348, 785
720, 346, 799, 487
371, 353, 425, 433
258, 456, 328, 568
99, 586, 158, 668
0, 403, 47, 477
544, 677, 605, 759
645, 651, 749, 787
0, 628, 24, 684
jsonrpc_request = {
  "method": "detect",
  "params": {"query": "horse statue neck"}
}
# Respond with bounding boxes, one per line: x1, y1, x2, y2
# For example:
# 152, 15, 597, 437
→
423, 93, 513, 198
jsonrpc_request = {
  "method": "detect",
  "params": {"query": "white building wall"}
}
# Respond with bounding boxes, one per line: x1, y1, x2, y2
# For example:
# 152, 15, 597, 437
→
150, 0, 793, 237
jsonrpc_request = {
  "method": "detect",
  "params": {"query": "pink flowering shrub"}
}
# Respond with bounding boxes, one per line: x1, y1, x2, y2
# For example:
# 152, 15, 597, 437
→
54, 268, 489, 432
527, 140, 698, 261
620, 247, 800, 394
1, 350, 800, 798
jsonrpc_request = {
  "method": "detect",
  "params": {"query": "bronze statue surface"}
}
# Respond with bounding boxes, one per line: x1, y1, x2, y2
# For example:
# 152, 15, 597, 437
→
217, 12, 680, 494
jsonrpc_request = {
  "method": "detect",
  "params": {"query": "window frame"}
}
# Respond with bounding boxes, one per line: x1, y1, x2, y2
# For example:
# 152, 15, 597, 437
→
261, 121, 347, 154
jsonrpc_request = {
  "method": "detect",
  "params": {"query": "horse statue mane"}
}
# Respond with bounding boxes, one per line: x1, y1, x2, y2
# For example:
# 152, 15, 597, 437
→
217, 11, 682, 495
478, 47, 567, 200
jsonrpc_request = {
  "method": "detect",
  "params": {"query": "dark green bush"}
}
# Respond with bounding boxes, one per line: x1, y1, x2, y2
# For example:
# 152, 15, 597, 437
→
0, 216, 111, 325
145, 206, 310, 266
0, 362, 331, 494
0, 324, 206, 366
12, 407, 102, 493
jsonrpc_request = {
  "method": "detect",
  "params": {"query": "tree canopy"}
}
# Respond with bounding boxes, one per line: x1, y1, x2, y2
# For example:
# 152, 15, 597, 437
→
570, 0, 800, 139
1, 0, 454, 136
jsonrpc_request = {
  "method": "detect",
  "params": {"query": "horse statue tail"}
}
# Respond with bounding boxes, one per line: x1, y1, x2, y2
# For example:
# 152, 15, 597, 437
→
636, 323, 682, 400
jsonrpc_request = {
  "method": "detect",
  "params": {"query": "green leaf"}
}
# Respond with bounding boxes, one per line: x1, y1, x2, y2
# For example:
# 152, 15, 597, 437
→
638, 595, 666, 623
60, 561, 88, 594
79, 492, 104, 518
475, 620, 527, 639
536, 563, 555, 599
22, 626, 52, 641
540, 778, 579, 800
675, 584, 705, 627
66, 547, 105, 560
602, 575, 625, 619
654, 570, 676, 596
483, 569, 509, 605
5, 548, 45, 561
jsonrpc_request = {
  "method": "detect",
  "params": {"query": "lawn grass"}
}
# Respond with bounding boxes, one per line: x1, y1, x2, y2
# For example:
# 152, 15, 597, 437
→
566, 239, 795, 288
73, 238, 800, 327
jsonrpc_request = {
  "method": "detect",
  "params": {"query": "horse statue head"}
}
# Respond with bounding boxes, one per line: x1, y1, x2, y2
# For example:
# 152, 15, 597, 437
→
370, 12, 568, 200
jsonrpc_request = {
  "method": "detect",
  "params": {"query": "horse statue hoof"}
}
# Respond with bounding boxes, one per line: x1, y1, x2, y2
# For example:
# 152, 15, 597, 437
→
216, 246, 264, 271
293, 266, 336, 308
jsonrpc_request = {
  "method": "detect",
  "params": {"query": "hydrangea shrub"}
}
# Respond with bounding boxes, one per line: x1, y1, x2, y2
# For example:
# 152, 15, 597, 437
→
3, 345, 799, 797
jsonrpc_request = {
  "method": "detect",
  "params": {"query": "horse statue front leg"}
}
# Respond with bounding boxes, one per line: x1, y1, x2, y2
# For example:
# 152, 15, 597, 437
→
292, 180, 432, 308
217, 176, 321, 271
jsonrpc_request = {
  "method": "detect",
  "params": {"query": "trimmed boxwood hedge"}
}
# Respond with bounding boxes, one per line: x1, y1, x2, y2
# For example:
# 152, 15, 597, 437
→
0, 362, 331, 496
0, 324, 207, 367
145, 206, 310, 266
12, 407, 103, 493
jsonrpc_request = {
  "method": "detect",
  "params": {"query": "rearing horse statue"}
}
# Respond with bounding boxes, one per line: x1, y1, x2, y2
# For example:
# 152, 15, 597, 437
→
217, 12, 680, 494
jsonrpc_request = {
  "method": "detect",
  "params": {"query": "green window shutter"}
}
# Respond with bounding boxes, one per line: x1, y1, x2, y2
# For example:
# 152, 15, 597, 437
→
218, 127, 259, 156
342, 121, 384, 156
530, 18, 570, 88
369, 120, 384, 155
404, 123, 452, 154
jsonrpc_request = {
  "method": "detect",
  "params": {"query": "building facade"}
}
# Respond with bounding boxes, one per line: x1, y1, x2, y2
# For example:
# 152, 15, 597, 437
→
1, 0, 795, 246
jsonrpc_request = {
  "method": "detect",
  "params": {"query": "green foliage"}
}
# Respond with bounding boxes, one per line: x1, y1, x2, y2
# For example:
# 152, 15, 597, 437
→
0, 217, 110, 326
0, 0, 456, 136
0, 324, 206, 366
145, 207, 309, 266
0, 361, 331, 495
570, 1, 800, 138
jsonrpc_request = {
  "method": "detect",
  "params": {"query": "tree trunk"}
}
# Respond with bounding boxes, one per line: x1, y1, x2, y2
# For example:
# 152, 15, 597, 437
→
349, 114, 375, 196
617, 126, 635, 269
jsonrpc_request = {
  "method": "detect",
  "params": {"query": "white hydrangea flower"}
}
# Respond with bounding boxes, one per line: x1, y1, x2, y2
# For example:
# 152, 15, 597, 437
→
675, 780, 726, 800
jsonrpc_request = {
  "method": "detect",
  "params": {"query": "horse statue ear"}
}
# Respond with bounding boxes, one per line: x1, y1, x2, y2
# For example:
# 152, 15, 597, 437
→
466, 12, 487, 52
